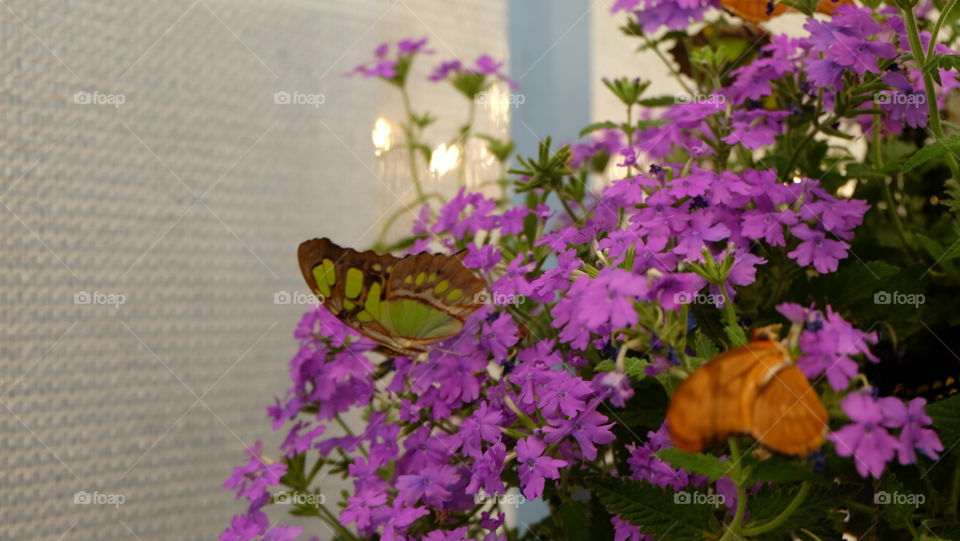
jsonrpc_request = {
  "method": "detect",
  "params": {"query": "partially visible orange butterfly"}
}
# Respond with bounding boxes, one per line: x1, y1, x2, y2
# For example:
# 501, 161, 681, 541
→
719, 0, 853, 22
666, 331, 827, 456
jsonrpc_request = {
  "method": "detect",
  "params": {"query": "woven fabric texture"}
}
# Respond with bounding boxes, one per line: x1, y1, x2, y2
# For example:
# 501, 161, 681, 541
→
0, 1, 506, 539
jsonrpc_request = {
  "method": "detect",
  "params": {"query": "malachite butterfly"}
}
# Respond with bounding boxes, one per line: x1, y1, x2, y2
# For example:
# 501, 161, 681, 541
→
297, 238, 487, 357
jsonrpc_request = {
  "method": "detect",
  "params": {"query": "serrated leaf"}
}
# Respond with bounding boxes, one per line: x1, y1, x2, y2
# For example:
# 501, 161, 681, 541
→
845, 162, 887, 180
692, 330, 720, 361
585, 476, 714, 540
724, 325, 748, 347
879, 475, 919, 533
595, 356, 650, 379
927, 393, 960, 450
902, 137, 960, 174
747, 483, 856, 540
655, 448, 731, 481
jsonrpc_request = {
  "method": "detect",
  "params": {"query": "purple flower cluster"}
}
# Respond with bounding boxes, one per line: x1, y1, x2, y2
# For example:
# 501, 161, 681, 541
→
429, 54, 516, 88
611, 0, 717, 34
547, 167, 866, 349
347, 37, 432, 79
829, 392, 943, 478
777, 303, 879, 390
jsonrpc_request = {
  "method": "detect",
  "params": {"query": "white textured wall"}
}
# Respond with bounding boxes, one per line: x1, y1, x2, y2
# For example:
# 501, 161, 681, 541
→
0, 1, 505, 540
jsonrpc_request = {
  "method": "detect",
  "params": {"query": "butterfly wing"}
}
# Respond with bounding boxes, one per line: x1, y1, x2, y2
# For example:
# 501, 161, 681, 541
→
666, 341, 781, 452
752, 365, 828, 456
667, 339, 828, 456
719, 0, 853, 22
298, 238, 485, 356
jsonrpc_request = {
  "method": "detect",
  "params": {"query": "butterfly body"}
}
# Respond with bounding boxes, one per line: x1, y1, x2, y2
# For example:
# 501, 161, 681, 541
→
298, 238, 486, 356
666, 338, 828, 456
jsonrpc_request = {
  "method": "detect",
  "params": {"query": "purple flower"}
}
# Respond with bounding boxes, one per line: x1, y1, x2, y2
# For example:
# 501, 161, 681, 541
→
223, 442, 287, 502
787, 224, 849, 274
721, 110, 789, 150
516, 437, 567, 499
396, 464, 460, 506
626, 424, 691, 490
423, 527, 469, 541
672, 211, 731, 260
880, 397, 944, 464
790, 305, 878, 390
829, 392, 900, 478
544, 409, 616, 461
458, 402, 503, 458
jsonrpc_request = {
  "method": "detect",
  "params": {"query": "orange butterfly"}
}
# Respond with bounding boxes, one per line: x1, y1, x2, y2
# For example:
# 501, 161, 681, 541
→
666, 333, 827, 456
719, 0, 853, 22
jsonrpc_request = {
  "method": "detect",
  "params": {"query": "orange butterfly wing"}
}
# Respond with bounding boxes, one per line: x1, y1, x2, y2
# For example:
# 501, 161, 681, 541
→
752, 365, 828, 455
667, 341, 781, 452
719, 0, 854, 22
666, 339, 827, 456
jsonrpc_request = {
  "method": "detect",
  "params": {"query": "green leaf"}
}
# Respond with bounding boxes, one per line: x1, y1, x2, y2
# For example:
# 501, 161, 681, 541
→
926, 53, 960, 75
638, 95, 680, 107
879, 475, 920, 533
807, 260, 900, 310
691, 330, 720, 361
585, 476, 714, 540
594, 356, 650, 379
927, 393, 960, 450
655, 448, 731, 481
845, 162, 887, 180
557, 499, 591, 541
747, 483, 856, 540
902, 136, 960, 174
724, 325, 748, 347
579, 121, 619, 138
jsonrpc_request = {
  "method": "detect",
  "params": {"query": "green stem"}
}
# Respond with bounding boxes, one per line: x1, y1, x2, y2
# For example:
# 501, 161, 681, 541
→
503, 394, 538, 430
928, 0, 960, 60
316, 502, 360, 541
645, 36, 694, 95
400, 86, 427, 201
903, 4, 960, 180
780, 114, 837, 182
741, 482, 811, 536
719, 438, 748, 541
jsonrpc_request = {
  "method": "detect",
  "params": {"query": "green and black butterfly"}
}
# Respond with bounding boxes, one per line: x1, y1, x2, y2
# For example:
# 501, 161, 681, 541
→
298, 238, 486, 357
